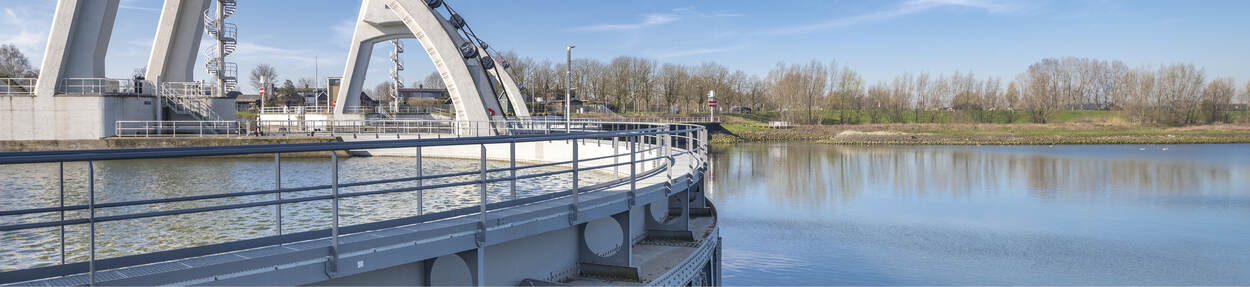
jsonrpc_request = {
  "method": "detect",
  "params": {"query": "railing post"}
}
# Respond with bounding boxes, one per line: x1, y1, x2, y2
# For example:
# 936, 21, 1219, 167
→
330, 152, 339, 272
58, 162, 65, 265
416, 146, 423, 215
88, 161, 95, 286
570, 138, 579, 223
477, 144, 488, 287
510, 141, 517, 200
629, 136, 637, 206
612, 136, 619, 176
274, 153, 282, 236
688, 130, 695, 185
665, 132, 673, 194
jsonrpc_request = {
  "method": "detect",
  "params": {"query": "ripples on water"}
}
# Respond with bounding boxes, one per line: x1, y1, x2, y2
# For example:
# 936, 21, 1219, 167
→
0, 156, 613, 272
711, 144, 1250, 285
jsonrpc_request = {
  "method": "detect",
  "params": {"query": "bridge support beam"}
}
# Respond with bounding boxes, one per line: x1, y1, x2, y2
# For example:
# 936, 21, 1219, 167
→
577, 210, 639, 281
645, 190, 693, 240
145, 0, 211, 83
35, 0, 120, 99
335, 0, 505, 131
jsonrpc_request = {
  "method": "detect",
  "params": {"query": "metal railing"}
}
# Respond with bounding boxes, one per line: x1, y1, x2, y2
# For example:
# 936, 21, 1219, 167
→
259, 105, 453, 115
0, 78, 37, 95
0, 121, 707, 285
160, 81, 215, 98
115, 120, 249, 137
57, 78, 143, 95
115, 119, 612, 138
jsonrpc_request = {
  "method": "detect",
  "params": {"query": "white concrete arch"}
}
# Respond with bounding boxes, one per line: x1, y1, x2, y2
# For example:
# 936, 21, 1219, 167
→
145, 0, 212, 83
335, 0, 527, 126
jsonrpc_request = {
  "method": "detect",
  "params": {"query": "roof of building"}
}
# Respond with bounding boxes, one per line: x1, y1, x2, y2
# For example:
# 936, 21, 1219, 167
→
236, 94, 261, 102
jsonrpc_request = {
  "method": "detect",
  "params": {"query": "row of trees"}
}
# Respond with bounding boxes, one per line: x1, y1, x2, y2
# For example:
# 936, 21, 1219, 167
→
241, 52, 1250, 125
498, 53, 1249, 125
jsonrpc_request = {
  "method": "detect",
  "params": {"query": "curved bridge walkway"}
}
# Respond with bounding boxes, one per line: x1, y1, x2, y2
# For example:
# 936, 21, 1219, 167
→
0, 122, 718, 286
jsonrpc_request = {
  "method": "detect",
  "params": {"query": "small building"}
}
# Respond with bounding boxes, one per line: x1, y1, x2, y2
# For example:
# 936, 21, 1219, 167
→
235, 94, 261, 112
397, 87, 449, 100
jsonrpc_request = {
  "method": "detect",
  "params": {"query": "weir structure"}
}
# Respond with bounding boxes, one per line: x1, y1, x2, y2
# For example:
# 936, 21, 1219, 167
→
0, 122, 719, 286
335, 0, 531, 123
1, 0, 531, 141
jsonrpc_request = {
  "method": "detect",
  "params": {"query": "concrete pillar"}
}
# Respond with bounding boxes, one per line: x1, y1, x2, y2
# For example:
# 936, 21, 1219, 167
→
146, 0, 212, 83
335, 0, 505, 128
35, 0, 120, 99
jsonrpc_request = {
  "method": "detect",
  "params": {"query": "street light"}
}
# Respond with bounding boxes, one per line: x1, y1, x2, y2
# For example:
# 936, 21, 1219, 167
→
565, 44, 574, 132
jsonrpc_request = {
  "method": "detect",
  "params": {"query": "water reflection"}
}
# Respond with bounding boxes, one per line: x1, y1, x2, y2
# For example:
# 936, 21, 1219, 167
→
712, 144, 1249, 208
710, 143, 1250, 285
0, 156, 613, 271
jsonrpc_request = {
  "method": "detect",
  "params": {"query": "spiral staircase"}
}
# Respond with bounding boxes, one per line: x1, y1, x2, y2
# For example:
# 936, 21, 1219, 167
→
202, 0, 238, 96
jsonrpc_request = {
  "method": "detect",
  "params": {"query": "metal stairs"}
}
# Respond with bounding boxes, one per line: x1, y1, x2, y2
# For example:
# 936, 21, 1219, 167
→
202, 0, 238, 95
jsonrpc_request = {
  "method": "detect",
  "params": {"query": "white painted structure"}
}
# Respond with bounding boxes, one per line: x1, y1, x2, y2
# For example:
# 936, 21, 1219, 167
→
3, 0, 531, 140
335, 0, 530, 123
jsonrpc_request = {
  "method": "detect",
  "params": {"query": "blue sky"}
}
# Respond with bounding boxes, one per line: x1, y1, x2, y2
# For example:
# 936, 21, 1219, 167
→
2, 0, 1247, 93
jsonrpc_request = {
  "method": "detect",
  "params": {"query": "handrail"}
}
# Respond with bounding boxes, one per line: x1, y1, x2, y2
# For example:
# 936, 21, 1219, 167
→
0, 121, 707, 284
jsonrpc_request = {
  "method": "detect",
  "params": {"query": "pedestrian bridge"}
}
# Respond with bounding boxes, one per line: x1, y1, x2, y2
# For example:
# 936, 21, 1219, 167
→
0, 122, 717, 286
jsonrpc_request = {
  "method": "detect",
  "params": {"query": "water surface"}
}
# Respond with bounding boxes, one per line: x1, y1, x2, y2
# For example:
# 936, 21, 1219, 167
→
710, 143, 1250, 285
0, 156, 613, 271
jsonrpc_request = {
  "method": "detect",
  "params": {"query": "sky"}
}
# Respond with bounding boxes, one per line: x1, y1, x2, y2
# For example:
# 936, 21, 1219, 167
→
2, 0, 1248, 93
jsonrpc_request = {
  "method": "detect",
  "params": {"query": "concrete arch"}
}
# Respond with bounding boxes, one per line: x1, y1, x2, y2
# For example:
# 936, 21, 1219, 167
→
335, 0, 528, 125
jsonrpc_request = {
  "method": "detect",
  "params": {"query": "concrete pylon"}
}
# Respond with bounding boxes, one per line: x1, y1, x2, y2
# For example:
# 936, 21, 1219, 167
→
34, 0, 120, 99
146, 0, 212, 82
335, 0, 506, 126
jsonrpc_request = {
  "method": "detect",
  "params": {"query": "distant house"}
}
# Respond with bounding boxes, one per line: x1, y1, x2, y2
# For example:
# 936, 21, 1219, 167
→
398, 87, 449, 101
235, 94, 261, 112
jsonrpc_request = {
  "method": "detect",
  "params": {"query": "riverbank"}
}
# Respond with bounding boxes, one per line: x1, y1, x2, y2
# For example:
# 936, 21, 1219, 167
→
707, 117, 1250, 145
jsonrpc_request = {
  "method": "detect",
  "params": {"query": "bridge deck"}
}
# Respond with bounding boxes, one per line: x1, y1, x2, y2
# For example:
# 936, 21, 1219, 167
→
14, 151, 705, 286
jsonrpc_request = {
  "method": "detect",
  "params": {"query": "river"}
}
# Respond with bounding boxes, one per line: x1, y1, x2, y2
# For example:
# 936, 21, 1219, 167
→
0, 156, 615, 271
709, 143, 1250, 285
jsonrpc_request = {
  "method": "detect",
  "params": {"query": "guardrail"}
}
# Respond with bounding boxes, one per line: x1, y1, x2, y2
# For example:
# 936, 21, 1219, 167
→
0, 78, 37, 95
0, 121, 707, 285
58, 78, 144, 95
115, 119, 611, 138
160, 81, 215, 98
259, 105, 452, 115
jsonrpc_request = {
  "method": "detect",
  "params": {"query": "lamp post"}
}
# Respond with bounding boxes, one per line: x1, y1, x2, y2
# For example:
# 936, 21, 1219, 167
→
565, 45, 574, 132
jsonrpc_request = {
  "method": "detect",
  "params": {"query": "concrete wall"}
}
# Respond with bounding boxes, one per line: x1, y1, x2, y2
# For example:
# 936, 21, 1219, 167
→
1, 95, 156, 140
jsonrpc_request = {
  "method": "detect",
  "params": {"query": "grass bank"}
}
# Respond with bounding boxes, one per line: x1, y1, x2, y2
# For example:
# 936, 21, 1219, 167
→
701, 114, 1250, 145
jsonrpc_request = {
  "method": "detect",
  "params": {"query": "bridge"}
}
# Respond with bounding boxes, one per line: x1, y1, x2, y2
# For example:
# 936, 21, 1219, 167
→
0, 122, 718, 286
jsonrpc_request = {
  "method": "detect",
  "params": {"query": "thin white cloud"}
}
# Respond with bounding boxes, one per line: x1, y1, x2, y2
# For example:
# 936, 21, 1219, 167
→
763, 0, 1012, 35
332, 18, 356, 43
119, 0, 161, 12
572, 7, 744, 32
657, 44, 748, 59
0, 6, 54, 64
573, 13, 677, 32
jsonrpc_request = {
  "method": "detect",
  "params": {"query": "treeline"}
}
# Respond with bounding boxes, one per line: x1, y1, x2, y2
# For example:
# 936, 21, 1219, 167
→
499, 53, 1250, 125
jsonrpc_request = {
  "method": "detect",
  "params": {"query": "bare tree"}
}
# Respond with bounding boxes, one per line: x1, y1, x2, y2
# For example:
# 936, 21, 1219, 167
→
297, 78, 316, 91
1242, 81, 1250, 105
1201, 77, 1235, 123
375, 82, 395, 105
249, 64, 278, 93
0, 44, 36, 78
421, 71, 445, 89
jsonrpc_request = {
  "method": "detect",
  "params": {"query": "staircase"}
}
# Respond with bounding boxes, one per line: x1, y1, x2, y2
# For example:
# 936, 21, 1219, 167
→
202, 0, 238, 95
161, 82, 221, 121
387, 39, 405, 118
